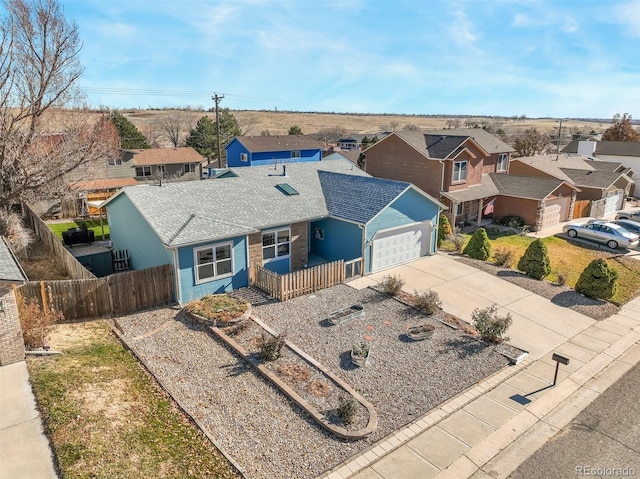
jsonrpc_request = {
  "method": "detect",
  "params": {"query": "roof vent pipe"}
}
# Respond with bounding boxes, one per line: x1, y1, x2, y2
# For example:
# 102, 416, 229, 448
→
283, 165, 287, 176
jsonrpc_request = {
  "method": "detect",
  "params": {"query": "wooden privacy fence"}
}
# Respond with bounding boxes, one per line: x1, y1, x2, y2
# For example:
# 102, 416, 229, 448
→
14, 264, 174, 321
572, 200, 591, 219
22, 201, 96, 280
253, 259, 351, 301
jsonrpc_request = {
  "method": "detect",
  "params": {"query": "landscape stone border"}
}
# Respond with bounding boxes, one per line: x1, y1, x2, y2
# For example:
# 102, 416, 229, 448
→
209, 314, 378, 440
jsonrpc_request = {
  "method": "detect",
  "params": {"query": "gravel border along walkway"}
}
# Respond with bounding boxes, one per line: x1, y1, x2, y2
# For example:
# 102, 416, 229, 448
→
116, 284, 520, 479
450, 254, 620, 320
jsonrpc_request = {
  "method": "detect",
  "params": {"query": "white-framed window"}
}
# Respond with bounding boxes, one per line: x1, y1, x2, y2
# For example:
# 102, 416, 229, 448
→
456, 203, 464, 216
452, 161, 467, 182
262, 228, 290, 261
194, 242, 233, 283
240, 153, 248, 162
291, 151, 301, 159
497, 154, 508, 172
135, 166, 152, 177
314, 227, 324, 241
157, 165, 166, 174
108, 157, 123, 167
184, 163, 196, 173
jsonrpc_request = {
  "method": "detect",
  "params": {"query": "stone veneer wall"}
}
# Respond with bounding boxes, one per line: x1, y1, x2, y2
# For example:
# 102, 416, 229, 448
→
0, 287, 25, 366
247, 222, 309, 282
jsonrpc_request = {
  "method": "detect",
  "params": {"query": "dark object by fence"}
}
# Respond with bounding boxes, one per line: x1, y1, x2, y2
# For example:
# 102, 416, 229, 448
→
62, 227, 94, 246
112, 249, 131, 272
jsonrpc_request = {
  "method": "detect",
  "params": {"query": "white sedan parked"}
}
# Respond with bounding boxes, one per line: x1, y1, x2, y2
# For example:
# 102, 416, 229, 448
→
563, 221, 640, 249
615, 210, 640, 223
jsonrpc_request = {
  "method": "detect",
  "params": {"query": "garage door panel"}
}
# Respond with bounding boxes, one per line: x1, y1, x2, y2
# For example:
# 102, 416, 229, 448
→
371, 222, 430, 272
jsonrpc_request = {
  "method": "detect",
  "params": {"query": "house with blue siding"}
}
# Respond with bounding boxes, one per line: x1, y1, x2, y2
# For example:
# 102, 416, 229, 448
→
225, 135, 324, 168
105, 158, 444, 304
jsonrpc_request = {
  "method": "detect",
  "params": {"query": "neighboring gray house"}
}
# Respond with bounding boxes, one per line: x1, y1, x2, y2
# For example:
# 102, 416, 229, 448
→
562, 140, 640, 195
0, 238, 26, 365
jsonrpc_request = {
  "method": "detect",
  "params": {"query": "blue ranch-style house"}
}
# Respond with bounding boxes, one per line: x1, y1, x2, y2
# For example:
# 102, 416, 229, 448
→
225, 134, 324, 168
105, 158, 444, 304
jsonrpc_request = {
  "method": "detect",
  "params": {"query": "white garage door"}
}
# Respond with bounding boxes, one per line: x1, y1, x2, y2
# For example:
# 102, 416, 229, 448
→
604, 191, 623, 215
371, 222, 430, 272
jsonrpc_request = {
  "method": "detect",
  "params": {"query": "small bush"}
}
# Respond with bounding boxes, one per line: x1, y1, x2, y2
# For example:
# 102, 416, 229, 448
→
492, 247, 514, 267
472, 304, 512, 343
259, 331, 286, 361
351, 342, 370, 358
451, 234, 466, 253
517, 238, 551, 280
575, 259, 618, 300
463, 228, 491, 260
413, 289, 442, 315
380, 275, 405, 296
496, 215, 525, 228
556, 271, 568, 286
438, 214, 453, 247
337, 396, 357, 425
19, 298, 64, 350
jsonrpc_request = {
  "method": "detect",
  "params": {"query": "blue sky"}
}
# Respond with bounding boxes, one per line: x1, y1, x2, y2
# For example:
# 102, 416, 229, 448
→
62, 0, 640, 118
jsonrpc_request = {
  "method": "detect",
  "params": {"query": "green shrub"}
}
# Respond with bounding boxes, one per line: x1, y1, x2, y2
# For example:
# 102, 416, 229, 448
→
496, 215, 525, 228
259, 331, 287, 361
575, 259, 618, 300
451, 234, 466, 253
492, 247, 515, 267
517, 238, 551, 279
463, 228, 491, 260
413, 289, 442, 315
472, 304, 512, 343
337, 396, 357, 425
380, 275, 405, 296
438, 214, 453, 247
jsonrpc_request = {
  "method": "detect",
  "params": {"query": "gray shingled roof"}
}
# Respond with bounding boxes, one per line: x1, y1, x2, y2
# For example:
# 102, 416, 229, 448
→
319, 171, 410, 223
559, 168, 631, 189
112, 159, 427, 247
440, 175, 500, 202
511, 154, 628, 185
562, 140, 640, 157
393, 128, 513, 160
489, 173, 569, 200
234, 135, 324, 153
0, 238, 26, 283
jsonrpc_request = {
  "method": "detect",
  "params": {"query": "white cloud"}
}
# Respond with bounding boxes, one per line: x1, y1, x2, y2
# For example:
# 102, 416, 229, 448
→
449, 4, 479, 46
610, 0, 640, 37
512, 13, 532, 27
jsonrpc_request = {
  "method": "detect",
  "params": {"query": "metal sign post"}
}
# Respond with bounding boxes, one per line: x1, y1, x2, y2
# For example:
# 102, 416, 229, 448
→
551, 353, 570, 386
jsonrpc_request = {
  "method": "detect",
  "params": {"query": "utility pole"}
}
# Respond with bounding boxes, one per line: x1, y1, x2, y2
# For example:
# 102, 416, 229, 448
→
212, 93, 224, 167
555, 119, 564, 160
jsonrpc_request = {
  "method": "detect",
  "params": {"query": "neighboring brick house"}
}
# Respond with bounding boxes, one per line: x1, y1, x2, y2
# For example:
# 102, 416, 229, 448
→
562, 140, 640, 195
363, 128, 578, 230
0, 238, 27, 366
510, 154, 635, 217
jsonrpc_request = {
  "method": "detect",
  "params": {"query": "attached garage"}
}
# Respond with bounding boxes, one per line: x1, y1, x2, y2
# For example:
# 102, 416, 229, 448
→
370, 222, 431, 272
604, 190, 623, 216
540, 196, 571, 228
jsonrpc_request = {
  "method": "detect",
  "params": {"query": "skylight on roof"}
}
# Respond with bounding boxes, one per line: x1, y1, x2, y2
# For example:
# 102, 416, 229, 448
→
275, 183, 299, 196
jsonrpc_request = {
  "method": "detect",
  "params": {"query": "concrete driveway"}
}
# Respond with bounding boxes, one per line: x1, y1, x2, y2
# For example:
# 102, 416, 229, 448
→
348, 254, 596, 359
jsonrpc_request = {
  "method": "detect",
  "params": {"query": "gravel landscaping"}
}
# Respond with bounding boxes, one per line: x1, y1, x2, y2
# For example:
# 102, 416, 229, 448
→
116, 285, 516, 479
451, 254, 621, 320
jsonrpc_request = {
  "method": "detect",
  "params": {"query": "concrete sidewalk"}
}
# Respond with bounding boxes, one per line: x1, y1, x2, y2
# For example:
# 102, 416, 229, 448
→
323, 255, 640, 479
0, 361, 58, 479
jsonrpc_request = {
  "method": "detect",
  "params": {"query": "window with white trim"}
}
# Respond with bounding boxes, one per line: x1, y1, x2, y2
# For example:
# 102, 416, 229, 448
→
240, 153, 248, 162
497, 154, 508, 172
262, 228, 290, 261
291, 151, 301, 159
456, 203, 464, 216
194, 243, 233, 283
108, 157, 123, 167
157, 165, 166, 174
452, 161, 467, 182
184, 163, 196, 173
135, 166, 152, 177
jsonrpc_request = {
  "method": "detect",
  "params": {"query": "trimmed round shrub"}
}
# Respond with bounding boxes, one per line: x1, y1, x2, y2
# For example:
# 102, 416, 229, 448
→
575, 259, 618, 300
463, 228, 491, 260
517, 238, 551, 280
437, 214, 453, 247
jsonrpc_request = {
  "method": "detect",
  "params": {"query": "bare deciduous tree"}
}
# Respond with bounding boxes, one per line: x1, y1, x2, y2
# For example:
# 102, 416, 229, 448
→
156, 110, 195, 147
0, 0, 118, 214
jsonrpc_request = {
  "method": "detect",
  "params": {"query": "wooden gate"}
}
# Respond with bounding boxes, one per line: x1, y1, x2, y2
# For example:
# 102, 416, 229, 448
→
572, 200, 591, 219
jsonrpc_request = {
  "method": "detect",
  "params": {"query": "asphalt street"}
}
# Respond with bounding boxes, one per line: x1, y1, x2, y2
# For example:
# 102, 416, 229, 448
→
509, 362, 640, 479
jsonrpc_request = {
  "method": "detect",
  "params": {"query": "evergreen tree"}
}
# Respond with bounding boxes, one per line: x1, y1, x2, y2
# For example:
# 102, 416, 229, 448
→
186, 116, 217, 162
575, 259, 618, 300
109, 112, 149, 149
463, 228, 491, 260
288, 125, 303, 135
517, 238, 551, 280
438, 214, 452, 247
